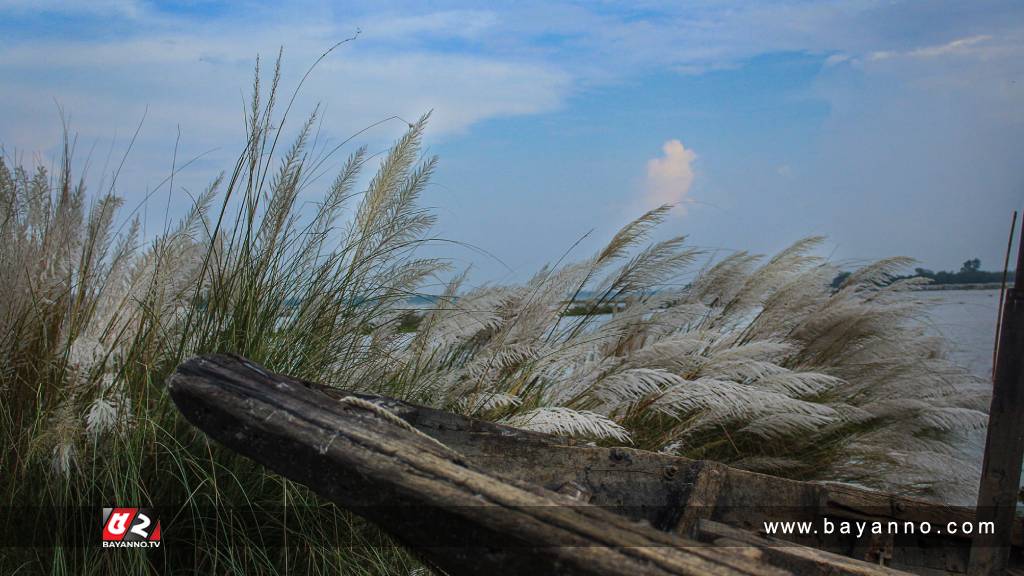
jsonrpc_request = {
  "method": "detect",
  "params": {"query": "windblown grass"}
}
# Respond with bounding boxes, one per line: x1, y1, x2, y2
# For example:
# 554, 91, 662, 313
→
0, 57, 988, 575
0, 57, 433, 575
407, 211, 989, 503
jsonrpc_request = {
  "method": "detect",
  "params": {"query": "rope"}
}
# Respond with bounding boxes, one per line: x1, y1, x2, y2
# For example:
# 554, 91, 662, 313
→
337, 395, 462, 458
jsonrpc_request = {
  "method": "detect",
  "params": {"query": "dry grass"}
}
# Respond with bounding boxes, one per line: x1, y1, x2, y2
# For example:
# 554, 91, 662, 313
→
404, 210, 990, 503
0, 56, 432, 575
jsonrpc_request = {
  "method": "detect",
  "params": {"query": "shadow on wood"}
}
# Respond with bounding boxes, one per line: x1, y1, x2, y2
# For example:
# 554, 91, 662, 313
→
168, 353, 792, 576
169, 354, 1014, 575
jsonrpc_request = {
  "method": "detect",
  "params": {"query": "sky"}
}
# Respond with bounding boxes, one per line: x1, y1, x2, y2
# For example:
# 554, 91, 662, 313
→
1, 0, 1022, 285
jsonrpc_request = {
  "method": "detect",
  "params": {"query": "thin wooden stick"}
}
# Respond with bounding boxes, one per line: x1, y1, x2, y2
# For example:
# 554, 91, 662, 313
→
992, 210, 1018, 380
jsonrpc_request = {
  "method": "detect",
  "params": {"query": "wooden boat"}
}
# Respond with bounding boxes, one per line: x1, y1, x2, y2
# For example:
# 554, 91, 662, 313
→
168, 353, 1023, 576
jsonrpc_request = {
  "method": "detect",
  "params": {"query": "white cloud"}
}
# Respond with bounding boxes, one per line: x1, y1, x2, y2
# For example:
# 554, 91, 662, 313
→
311, 53, 569, 136
909, 35, 992, 58
865, 35, 998, 63
824, 53, 851, 67
644, 139, 696, 210
471, 1, 1012, 77
0, 18, 572, 197
0, 15, 571, 140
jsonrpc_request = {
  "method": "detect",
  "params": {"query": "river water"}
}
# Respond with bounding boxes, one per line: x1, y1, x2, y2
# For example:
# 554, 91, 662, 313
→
921, 286, 999, 377
917, 289, 1024, 499
919, 289, 1001, 379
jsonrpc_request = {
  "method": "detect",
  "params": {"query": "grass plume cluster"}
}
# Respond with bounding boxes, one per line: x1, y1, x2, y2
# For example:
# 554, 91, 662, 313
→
408, 210, 989, 502
0, 58, 431, 575
0, 60, 988, 574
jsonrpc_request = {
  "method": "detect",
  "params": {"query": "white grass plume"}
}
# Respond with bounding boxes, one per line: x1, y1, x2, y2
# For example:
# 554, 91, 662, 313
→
410, 225, 987, 503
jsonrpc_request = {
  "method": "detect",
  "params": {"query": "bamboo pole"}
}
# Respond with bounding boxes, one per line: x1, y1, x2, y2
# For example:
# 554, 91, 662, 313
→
969, 215, 1024, 576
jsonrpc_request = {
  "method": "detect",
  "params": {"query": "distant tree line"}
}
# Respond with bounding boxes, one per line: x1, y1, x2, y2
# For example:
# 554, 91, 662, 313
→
831, 258, 1015, 289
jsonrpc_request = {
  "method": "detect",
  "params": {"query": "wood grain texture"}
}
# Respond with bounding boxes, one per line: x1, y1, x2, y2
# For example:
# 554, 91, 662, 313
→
168, 353, 790, 576
167, 353, 1024, 575
697, 519, 911, 576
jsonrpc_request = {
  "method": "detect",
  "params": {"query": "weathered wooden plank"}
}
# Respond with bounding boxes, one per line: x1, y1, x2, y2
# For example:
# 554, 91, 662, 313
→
280, 364, 1024, 550
295, 370, 1024, 553
969, 218, 1024, 576
168, 353, 1024, 575
282, 371, 706, 529
168, 354, 791, 576
674, 460, 729, 538
823, 483, 1023, 548
696, 519, 912, 576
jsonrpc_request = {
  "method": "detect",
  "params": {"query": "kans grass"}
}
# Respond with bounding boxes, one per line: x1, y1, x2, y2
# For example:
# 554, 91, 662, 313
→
0, 63, 990, 574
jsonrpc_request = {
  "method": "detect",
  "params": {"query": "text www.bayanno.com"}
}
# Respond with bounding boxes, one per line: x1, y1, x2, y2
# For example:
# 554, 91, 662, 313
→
763, 518, 995, 539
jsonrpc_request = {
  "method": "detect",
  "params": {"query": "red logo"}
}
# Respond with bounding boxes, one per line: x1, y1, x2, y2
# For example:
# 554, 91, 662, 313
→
101, 508, 161, 548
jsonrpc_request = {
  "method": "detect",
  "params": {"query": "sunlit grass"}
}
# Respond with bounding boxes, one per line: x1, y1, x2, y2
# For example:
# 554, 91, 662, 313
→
0, 55, 433, 575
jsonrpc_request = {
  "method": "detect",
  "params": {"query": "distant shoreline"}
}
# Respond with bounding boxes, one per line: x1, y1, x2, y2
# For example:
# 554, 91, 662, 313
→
915, 282, 1004, 291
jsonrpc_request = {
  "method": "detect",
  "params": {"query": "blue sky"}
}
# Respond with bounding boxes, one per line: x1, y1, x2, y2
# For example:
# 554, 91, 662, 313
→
1, 1, 1022, 284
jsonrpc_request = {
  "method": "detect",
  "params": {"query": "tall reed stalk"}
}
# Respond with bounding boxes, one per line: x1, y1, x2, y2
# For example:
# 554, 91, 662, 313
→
0, 55, 436, 575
